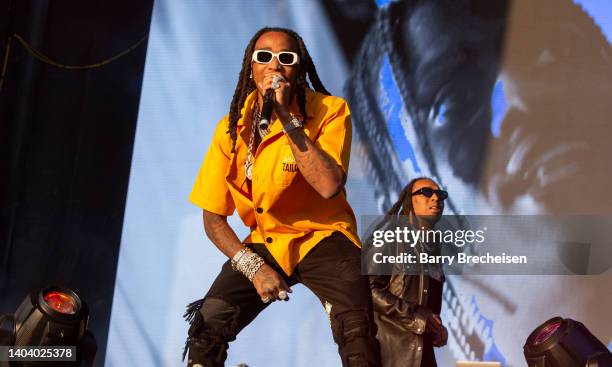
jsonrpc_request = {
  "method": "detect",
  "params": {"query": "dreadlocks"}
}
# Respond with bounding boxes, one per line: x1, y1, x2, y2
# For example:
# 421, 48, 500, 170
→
227, 27, 330, 153
363, 177, 429, 247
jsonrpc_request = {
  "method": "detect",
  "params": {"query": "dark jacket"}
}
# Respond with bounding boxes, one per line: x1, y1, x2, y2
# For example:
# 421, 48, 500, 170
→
370, 272, 443, 367
366, 218, 444, 367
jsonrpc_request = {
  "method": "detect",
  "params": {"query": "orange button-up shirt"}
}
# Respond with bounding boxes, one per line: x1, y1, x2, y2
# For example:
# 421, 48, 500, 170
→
189, 88, 360, 275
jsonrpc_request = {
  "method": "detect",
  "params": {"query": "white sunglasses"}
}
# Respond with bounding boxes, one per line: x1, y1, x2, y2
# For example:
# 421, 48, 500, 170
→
252, 50, 300, 66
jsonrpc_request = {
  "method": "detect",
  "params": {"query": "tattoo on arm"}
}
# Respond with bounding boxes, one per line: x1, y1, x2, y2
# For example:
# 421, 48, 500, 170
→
203, 210, 244, 258
286, 129, 345, 198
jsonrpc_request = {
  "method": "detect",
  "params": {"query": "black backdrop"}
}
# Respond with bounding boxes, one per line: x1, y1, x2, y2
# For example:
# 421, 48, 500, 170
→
0, 1, 154, 365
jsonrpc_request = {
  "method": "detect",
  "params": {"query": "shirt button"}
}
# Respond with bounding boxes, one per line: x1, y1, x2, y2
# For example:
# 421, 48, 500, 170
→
256, 207, 263, 214
266, 237, 273, 243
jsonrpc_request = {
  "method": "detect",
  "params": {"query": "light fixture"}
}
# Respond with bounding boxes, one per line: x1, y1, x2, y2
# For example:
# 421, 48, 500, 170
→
524, 317, 612, 366
0, 286, 97, 366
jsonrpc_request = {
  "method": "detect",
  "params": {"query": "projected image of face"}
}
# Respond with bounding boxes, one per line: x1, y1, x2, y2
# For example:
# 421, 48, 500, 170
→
350, 0, 612, 216
393, 1, 505, 185
405, 0, 612, 215
480, 0, 612, 215
345, 0, 509, 216
346, 0, 612, 365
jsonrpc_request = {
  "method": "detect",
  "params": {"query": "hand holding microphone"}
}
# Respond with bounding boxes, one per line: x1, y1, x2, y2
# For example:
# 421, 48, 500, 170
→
259, 75, 285, 130
271, 75, 283, 90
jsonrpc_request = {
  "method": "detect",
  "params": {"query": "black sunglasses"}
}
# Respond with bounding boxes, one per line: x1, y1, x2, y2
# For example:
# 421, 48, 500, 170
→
411, 187, 448, 200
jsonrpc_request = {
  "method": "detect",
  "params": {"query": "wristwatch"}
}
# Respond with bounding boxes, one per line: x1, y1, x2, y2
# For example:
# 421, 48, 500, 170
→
283, 115, 303, 134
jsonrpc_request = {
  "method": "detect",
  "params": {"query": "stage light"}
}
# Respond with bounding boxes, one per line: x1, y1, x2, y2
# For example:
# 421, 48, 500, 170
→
524, 317, 612, 367
0, 286, 97, 366
42, 291, 79, 315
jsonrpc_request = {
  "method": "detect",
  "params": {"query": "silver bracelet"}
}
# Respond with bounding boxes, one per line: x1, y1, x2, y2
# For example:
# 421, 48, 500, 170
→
231, 248, 249, 271
283, 115, 302, 134
236, 251, 265, 281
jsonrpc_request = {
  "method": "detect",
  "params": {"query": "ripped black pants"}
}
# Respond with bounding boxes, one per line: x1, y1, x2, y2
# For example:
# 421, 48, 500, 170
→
184, 232, 381, 367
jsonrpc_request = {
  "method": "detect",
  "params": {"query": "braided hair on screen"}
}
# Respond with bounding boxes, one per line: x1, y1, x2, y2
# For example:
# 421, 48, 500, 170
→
346, 0, 507, 215
227, 27, 330, 153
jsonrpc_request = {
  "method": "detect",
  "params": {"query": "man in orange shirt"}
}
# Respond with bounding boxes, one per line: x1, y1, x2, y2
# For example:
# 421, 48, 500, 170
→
183, 27, 381, 367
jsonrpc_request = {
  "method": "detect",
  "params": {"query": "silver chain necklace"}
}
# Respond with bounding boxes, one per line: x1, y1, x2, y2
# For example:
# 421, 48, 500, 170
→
245, 103, 270, 181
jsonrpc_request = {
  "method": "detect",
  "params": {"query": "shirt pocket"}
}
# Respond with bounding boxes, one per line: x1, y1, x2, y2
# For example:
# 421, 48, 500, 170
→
273, 145, 298, 188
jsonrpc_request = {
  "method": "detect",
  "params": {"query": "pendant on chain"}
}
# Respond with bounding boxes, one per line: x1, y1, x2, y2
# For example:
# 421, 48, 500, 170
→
245, 161, 253, 180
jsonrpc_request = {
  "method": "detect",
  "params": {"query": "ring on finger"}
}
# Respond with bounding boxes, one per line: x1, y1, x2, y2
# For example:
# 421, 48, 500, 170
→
261, 296, 271, 304
278, 290, 288, 300
271, 75, 283, 89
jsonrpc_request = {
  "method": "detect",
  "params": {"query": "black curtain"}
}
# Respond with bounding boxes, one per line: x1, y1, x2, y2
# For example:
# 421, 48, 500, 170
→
0, 1, 154, 365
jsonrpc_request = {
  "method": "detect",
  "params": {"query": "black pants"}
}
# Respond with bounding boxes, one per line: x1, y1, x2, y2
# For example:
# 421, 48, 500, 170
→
184, 232, 381, 367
